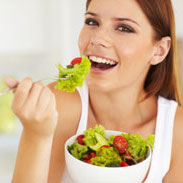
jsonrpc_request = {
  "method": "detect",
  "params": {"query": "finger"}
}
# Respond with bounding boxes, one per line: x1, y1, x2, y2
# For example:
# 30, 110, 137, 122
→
46, 92, 57, 115
23, 81, 44, 110
45, 94, 58, 123
13, 77, 33, 109
36, 87, 52, 114
4, 77, 19, 89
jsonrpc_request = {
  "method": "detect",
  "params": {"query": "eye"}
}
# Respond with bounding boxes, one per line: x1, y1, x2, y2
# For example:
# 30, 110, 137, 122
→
117, 25, 134, 33
85, 18, 99, 26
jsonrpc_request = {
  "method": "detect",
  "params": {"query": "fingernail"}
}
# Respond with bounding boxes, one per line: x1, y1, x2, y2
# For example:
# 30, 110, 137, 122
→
4, 77, 18, 87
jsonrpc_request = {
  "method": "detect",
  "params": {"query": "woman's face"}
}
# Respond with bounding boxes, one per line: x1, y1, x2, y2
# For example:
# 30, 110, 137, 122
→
78, 0, 157, 92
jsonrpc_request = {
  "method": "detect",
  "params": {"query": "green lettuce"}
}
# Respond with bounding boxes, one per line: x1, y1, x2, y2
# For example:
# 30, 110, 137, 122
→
83, 125, 108, 151
67, 125, 155, 167
120, 133, 154, 161
68, 142, 88, 160
108, 135, 116, 145
108, 133, 154, 161
91, 147, 121, 167
146, 134, 155, 149
55, 56, 91, 92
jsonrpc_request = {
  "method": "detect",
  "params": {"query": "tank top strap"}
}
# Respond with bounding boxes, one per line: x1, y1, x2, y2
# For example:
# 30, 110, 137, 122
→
62, 81, 89, 183
76, 80, 89, 135
145, 96, 178, 182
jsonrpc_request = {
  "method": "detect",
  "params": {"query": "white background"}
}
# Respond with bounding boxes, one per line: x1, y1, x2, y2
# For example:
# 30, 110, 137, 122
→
0, 0, 86, 80
0, 0, 182, 182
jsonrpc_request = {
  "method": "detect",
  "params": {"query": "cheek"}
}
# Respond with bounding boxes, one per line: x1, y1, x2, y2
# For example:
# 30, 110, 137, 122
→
116, 38, 153, 65
78, 28, 89, 55
115, 38, 153, 83
78, 30, 84, 55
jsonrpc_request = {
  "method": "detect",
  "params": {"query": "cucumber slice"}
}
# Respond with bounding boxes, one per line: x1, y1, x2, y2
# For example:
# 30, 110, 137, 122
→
89, 132, 109, 151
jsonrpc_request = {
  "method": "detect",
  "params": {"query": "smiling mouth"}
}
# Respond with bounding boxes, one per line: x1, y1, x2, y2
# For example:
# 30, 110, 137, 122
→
89, 56, 118, 70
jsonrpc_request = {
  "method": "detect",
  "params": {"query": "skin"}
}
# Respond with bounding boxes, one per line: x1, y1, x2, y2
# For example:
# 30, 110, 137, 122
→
4, 0, 183, 182
78, 0, 171, 134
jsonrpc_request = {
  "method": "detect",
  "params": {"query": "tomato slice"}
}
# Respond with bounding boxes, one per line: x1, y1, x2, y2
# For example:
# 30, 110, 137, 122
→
70, 57, 82, 65
113, 136, 128, 154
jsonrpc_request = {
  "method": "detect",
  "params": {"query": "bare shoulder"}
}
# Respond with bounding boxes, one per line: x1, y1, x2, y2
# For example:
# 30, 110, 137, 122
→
48, 82, 81, 121
48, 82, 81, 108
48, 81, 82, 137
173, 106, 183, 144
174, 106, 183, 139
164, 106, 183, 182
174, 105, 183, 124
47, 82, 82, 182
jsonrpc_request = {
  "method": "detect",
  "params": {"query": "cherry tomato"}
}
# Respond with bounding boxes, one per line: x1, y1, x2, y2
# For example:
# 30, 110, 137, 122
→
113, 136, 128, 154
83, 153, 90, 160
90, 152, 96, 158
120, 161, 129, 167
85, 160, 91, 164
76, 134, 85, 145
70, 57, 82, 65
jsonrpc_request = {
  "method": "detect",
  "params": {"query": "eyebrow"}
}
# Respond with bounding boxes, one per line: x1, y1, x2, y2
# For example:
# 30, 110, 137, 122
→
85, 12, 139, 26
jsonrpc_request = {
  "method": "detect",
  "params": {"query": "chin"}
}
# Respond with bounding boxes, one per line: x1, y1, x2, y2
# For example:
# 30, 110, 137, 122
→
86, 77, 115, 93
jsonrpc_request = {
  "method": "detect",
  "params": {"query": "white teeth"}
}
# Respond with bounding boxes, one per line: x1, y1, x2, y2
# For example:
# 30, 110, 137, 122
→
89, 56, 116, 65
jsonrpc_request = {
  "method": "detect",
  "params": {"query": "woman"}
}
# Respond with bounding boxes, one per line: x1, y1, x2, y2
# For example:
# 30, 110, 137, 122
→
5, 0, 183, 182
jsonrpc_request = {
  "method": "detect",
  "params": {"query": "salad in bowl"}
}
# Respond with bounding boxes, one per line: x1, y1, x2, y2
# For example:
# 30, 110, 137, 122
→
65, 125, 154, 183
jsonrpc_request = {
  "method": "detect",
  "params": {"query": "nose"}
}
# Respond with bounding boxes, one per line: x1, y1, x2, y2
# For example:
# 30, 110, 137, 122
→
90, 29, 112, 48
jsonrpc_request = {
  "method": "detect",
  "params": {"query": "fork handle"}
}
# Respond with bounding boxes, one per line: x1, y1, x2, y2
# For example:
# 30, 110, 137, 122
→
0, 77, 68, 96
0, 79, 51, 96
0, 79, 45, 96
0, 87, 17, 96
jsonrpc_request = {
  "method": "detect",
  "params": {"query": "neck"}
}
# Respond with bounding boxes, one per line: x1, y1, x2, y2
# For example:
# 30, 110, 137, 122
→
88, 85, 157, 132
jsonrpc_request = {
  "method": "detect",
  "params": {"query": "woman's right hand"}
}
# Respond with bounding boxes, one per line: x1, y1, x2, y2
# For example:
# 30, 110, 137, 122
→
5, 77, 58, 138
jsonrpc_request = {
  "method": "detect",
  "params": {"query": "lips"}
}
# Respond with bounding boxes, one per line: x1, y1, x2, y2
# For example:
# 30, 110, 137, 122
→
88, 55, 118, 72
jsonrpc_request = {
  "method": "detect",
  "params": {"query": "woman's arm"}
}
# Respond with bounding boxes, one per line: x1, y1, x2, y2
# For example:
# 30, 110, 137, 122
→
5, 77, 58, 183
163, 106, 183, 182
12, 132, 54, 183
47, 82, 82, 183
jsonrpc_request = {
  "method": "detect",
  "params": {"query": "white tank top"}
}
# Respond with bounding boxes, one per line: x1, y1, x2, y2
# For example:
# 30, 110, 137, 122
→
62, 81, 178, 183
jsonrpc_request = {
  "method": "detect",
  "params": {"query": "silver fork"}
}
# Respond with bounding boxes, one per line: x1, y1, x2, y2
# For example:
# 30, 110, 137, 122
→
0, 76, 69, 96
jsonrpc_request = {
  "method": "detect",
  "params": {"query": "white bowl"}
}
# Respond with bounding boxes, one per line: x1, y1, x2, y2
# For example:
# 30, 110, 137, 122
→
65, 130, 152, 183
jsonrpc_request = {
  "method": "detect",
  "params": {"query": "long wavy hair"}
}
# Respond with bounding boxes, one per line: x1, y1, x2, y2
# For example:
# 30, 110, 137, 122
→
86, 0, 181, 105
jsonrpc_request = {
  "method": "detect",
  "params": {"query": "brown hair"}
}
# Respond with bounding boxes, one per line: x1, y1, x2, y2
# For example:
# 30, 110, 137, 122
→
86, 0, 182, 105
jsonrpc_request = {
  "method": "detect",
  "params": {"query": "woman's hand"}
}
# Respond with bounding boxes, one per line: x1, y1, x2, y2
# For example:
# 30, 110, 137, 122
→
5, 77, 58, 138
5, 77, 59, 183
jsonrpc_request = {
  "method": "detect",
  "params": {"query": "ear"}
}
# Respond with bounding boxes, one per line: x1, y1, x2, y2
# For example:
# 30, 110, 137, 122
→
150, 36, 171, 65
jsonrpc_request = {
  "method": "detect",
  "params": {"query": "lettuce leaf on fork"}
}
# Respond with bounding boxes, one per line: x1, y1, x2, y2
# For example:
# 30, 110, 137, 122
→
55, 56, 91, 92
